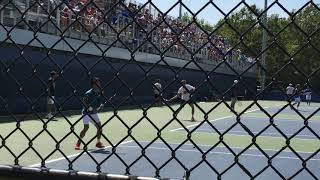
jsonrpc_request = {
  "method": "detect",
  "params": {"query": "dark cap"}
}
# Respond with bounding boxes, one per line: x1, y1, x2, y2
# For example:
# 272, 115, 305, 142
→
50, 70, 57, 75
91, 77, 100, 86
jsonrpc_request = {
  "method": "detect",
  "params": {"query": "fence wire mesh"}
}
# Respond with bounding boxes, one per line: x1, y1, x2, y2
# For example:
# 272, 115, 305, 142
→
0, 0, 320, 179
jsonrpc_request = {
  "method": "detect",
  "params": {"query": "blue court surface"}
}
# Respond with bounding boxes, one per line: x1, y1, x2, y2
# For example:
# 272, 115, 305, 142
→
257, 105, 320, 117
32, 141, 320, 180
176, 116, 320, 140
173, 105, 320, 139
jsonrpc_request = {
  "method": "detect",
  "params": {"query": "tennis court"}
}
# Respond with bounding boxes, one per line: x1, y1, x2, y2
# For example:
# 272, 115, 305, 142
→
174, 105, 320, 140
30, 141, 320, 180
1, 101, 318, 179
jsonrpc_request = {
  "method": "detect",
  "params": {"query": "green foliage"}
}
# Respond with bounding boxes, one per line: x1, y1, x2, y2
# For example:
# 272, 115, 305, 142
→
181, 12, 192, 23
181, 12, 214, 32
179, 5, 319, 90
214, 4, 320, 90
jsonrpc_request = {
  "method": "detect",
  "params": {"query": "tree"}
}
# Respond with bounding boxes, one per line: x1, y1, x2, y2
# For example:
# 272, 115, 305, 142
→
213, 4, 320, 90
181, 12, 214, 32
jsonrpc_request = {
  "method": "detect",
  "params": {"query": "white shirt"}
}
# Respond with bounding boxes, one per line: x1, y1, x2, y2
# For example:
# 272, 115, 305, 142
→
305, 91, 311, 97
286, 86, 294, 95
178, 84, 195, 101
153, 83, 162, 95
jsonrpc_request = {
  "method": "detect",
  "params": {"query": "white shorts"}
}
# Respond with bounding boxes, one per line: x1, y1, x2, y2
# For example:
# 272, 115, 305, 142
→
47, 96, 55, 105
306, 95, 311, 100
82, 114, 101, 125
294, 97, 301, 103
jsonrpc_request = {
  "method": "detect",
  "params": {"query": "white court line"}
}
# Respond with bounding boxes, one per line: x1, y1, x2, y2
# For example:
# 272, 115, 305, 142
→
29, 140, 133, 167
243, 116, 320, 123
170, 106, 270, 132
191, 131, 318, 141
117, 145, 320, 161
170, 116, 232, 132
194, 129, 318, 139
138, 141, 316, 154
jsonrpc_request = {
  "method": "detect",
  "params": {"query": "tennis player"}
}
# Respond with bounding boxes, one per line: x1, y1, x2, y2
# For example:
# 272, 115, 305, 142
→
286, 83, 295, 109
75, 77, 105, 150
304, 88, 312, 106
292, 84, 301, 109
166, 80, 196, 122
153, 79, 162, 106
286, 83, 295, 101
230, 80, 239, 112
46, 71, 59, 119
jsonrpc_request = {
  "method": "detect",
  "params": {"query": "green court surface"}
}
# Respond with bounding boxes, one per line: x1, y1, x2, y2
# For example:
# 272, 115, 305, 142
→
0, 100, 319, 167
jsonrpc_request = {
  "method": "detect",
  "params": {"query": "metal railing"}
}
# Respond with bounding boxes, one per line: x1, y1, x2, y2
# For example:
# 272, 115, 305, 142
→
0, 0, 255, 72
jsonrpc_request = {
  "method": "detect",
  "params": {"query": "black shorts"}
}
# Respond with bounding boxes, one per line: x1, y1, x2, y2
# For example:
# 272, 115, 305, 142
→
154, 94, 161, 99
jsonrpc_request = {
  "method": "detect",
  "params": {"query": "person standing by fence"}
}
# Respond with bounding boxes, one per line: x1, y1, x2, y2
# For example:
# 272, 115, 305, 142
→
46, 71, 59, 119
304, 88, 312, 106
230, 80, 239, 112
286, 83, 295, 108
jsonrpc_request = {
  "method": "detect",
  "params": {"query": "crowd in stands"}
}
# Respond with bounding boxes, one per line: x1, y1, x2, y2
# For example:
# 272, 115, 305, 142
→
60, 0, 104, 32
1, 0, 255, 65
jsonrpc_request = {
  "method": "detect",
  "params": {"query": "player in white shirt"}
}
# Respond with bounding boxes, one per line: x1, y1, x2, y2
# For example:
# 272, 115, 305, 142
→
286, 83, 295, 109
286, 83, 294, 101
166, 80, 196, 122
153, 79, 162, 106
304, 88, 312, 106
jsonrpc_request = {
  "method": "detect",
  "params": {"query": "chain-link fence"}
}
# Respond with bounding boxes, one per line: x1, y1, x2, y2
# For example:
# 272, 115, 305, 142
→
0, 0, 319, 179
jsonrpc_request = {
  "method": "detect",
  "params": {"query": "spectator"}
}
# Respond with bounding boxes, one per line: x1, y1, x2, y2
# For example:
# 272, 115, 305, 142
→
27, 0, 253, 67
